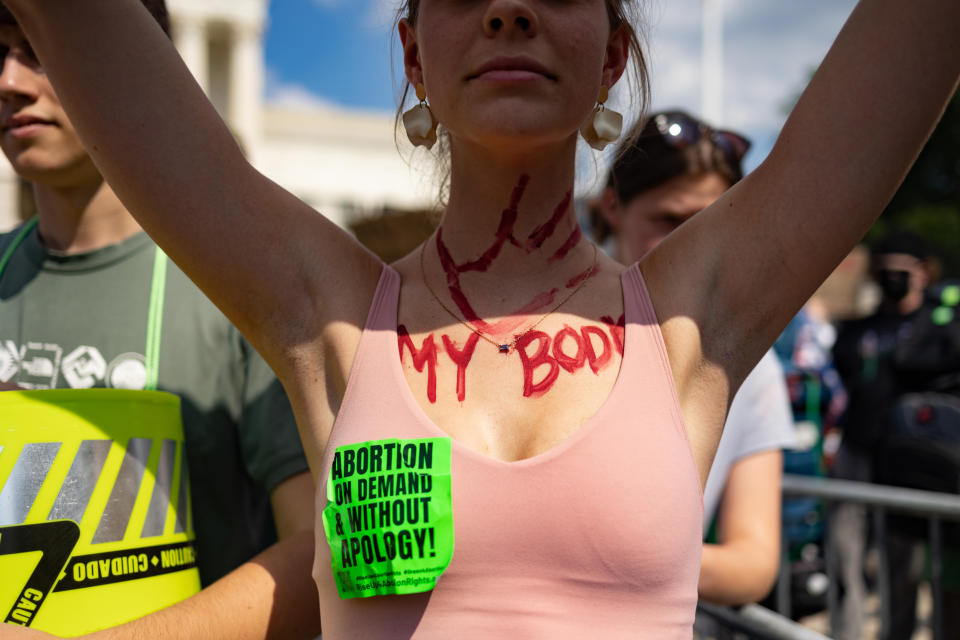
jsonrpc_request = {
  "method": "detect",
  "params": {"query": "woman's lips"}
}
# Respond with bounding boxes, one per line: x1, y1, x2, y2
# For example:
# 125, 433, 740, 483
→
472, 69, 550, 83
467, 56, 556, 84
4, 122, 53, 138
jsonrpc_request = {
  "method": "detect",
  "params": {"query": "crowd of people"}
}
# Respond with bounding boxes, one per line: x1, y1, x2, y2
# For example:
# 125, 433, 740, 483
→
0, 0, 957, 638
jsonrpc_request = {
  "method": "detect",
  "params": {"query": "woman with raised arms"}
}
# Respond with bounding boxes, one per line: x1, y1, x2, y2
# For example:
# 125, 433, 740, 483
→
4, 0, 957, 637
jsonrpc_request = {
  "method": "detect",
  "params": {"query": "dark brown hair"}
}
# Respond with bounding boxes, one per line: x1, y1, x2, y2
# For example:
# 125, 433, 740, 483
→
608, 112, 746, 204
0, 0, 171, 38
393, 1, 651, 205
592, 110, 749, 243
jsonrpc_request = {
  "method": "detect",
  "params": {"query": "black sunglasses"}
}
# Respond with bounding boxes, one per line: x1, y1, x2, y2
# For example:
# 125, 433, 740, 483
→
642, 111, 751, 169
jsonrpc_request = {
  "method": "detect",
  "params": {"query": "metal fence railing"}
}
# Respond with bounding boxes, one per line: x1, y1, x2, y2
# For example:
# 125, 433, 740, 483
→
778, 474, 960, 640
696, 602, 832, 640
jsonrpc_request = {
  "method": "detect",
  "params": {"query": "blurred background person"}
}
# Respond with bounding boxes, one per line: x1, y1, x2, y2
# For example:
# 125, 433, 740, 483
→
597, 110, 796, 606
770, 302, 847, 618
831, 231, 956, 640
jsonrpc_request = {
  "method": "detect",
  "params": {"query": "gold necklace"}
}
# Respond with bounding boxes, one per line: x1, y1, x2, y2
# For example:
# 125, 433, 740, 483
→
419, 238, 599, 354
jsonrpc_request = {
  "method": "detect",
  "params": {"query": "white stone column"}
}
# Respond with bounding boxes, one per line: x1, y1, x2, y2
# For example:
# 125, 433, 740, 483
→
228, 21, 264, 163
173, 15, 209, 92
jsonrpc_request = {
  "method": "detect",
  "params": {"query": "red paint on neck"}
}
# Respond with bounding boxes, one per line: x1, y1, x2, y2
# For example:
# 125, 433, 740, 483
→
566, 263, 600, 289
458, 176, 527, 273
549, 225, 582, 264
527, 190, 572, 250
430, 175, 591, 340
434, 176, 530, 328
483, 288, 559, 336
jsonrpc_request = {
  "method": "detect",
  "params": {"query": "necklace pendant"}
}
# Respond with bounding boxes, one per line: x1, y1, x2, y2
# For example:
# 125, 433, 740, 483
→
498, 344, 510, 354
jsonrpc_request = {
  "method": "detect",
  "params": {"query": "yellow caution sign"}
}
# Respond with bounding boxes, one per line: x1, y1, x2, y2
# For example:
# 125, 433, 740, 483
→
0, 389, 201, 636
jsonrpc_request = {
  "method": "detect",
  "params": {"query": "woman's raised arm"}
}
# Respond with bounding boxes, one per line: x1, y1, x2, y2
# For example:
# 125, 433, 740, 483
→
4, 0, 383, 356
644, 0, 960, 387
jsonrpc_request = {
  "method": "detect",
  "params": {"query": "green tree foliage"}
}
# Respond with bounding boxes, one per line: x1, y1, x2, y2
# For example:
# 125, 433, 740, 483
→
784, 74, 959, 278
867, 91, 960, 277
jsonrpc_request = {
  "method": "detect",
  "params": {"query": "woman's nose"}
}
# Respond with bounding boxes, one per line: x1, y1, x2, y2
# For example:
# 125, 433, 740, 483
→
483, 0, 539, 38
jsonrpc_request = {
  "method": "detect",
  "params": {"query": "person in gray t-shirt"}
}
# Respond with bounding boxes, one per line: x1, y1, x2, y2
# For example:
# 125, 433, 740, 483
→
0, 2, 320, 637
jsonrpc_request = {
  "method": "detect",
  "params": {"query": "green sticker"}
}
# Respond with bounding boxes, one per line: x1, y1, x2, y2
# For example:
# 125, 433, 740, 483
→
322, 438, 454, 599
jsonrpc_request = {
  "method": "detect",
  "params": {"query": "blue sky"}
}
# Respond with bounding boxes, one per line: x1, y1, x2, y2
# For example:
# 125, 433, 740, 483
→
263, 1, 860, 170
264, 1, 400, 112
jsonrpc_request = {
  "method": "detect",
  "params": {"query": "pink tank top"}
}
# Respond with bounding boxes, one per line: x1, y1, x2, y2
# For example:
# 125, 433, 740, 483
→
313, 262, 703, 638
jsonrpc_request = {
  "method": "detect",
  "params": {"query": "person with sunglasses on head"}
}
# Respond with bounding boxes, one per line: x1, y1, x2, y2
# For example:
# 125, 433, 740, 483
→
1, 0, 957, 637
0, 2, 321, 638
596, 110, 796, 607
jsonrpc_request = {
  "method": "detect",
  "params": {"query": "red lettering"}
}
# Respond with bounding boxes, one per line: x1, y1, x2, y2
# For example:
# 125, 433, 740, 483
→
601, 314, 626, 356
398, 325, 438, 404
516, 331, 559, 398
581, 325, 613, 374
441, 333, 480, 402
552, 325, 586, 373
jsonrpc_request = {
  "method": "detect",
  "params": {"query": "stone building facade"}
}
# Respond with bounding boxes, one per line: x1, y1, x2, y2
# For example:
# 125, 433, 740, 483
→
0, 0, 435, 235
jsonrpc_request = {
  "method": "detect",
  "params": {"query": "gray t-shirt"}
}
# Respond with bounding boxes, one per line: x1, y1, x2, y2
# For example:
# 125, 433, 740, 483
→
703, 349, 796, 527
0, 227, 308, 584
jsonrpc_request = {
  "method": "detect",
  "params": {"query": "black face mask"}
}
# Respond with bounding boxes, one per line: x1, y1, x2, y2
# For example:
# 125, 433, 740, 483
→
877, 269, 911, 301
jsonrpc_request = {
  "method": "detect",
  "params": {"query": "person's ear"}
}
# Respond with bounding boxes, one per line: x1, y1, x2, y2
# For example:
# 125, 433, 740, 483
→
399, 19, 424, 88
598, 186, 623, 232
601, 25, 630, 90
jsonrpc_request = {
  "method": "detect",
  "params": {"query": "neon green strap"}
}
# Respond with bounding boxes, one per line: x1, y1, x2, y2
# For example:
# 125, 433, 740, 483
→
0, 217, 39, 281
144, 247, 168, 391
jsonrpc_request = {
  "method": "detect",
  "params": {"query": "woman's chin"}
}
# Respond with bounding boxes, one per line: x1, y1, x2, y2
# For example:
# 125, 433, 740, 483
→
451, 121, 578, 157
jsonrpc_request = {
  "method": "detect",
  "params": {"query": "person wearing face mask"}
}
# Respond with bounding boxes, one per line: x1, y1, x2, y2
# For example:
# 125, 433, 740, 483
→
830, 231, 940, 640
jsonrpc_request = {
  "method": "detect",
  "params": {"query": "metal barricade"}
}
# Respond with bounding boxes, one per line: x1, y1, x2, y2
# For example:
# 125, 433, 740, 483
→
779, 474, 960, 640
697, 602, 833, 640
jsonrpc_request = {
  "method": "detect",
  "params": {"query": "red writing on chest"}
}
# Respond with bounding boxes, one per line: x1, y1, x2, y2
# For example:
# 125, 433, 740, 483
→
601, 314, 626, 356
399, 322, 620, 403
398, 325, 438, 404
516, 324, 617, 398
441, 333, 480, 402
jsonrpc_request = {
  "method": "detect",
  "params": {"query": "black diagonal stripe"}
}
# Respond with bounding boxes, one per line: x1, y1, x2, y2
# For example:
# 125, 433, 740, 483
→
1, 521, 80, 627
